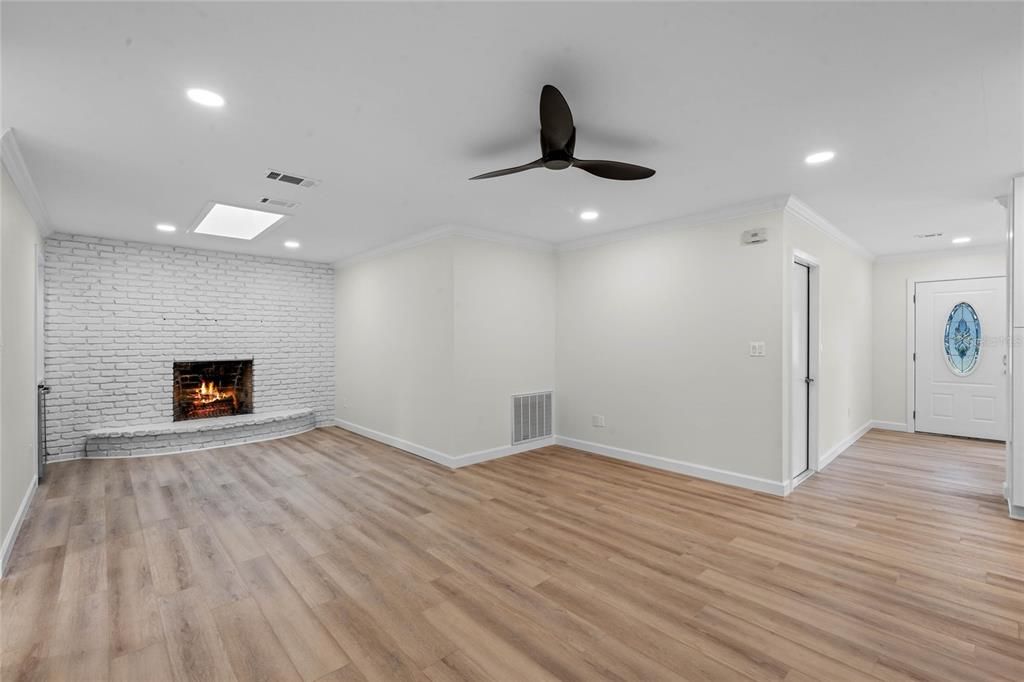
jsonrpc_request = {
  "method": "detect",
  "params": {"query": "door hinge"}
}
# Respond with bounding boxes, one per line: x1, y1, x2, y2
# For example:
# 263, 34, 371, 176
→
913, 410, 916, 420
913, 294, 916, 303
913, 352, 916, 362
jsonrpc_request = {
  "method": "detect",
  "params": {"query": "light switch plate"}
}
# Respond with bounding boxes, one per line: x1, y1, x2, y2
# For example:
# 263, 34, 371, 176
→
749, 341, 766, 357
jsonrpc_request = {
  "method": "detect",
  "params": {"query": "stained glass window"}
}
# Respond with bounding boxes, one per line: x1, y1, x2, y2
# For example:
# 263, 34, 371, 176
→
944, 302, 981, 376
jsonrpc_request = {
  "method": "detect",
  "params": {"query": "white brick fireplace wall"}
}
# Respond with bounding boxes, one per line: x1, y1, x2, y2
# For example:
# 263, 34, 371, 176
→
44, 234, 335, 458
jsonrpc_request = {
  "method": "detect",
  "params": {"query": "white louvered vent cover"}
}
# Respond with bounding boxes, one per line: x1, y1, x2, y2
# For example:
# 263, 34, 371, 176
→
260, 197, 300, 210
265, 169, 321, 188
512, 391, 553, 445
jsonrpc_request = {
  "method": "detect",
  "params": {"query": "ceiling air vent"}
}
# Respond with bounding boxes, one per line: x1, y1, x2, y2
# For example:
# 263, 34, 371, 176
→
512, 391, 553, 445
260, 197, 300, 210
914, 232, 944, 239
265, 169, 320, 188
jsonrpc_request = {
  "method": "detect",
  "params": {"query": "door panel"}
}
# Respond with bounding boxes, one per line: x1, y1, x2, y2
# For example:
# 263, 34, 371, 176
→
915, 277, 1007, 440
791, 262, 810, 477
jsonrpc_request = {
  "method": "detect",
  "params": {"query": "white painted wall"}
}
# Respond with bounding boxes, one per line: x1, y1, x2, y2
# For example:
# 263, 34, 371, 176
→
335, 234, 557, 460
451, 236, 556, 456
782, 210, 873, 476
555, 210, 787, 485
1, 166, 43, 566
335, 238, 456, 455
333, 203, 1005, 500
872, 247, 1005, 428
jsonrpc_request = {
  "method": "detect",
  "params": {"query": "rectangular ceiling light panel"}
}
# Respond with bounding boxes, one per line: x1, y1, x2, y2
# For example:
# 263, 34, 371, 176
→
192, 203, 287, 240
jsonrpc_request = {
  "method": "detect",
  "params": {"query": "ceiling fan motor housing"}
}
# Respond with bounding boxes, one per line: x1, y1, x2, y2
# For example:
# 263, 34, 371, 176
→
543, 150, 573, 170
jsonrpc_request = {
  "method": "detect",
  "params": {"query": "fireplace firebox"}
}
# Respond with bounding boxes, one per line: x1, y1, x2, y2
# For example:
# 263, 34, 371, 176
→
173, 360, 253, 421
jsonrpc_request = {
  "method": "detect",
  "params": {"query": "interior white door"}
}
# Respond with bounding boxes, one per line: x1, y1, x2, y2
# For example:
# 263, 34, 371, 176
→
915, 277, 1007, 440
791, 261, 810, 477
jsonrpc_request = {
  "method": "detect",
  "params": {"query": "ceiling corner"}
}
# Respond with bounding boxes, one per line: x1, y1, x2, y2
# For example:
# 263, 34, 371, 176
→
785, 194, 875, 261
1, 128, 53, 234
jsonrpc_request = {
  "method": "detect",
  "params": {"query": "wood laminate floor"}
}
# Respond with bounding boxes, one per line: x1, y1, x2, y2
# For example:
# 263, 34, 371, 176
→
2, 427, 1022, 681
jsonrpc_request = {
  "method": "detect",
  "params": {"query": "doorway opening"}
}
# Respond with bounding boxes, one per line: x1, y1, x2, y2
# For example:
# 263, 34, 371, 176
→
790, 252, 820, 488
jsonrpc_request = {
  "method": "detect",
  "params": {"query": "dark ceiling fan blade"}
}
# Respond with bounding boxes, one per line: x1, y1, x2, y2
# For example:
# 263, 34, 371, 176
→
539, 85, 574, 151
573, 159, 656, 181
469, 159, 544, 180
471, 85, 655, 182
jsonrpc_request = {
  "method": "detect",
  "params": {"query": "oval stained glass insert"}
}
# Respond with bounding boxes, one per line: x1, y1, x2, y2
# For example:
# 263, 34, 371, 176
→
943, 302, 981, 376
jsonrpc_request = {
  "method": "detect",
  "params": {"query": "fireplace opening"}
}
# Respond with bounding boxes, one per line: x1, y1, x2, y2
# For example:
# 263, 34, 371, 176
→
173, 360, 253, 421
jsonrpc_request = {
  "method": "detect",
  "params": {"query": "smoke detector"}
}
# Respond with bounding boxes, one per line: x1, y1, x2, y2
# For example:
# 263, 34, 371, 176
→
265, 169, 320, 188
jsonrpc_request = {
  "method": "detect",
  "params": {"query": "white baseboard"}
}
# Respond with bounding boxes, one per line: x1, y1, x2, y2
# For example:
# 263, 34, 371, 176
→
448, 437, 556, 467
1, 474, 39, 577
553, 435, 787, 496
333, 419, 871, 497
333, 419, 453, 466
332, 419, 554, 469
870, 420, 908, 432
816, 420, 872, 472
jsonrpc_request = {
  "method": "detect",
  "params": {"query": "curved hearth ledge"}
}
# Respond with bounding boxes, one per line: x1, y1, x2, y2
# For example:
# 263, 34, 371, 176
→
84, 408, 315, 458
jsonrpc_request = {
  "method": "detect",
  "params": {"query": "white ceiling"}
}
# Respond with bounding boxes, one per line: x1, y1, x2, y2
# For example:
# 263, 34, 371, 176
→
3, 2, 1021, 261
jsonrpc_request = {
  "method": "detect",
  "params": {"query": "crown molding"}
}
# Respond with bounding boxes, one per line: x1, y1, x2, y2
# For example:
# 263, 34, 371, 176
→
555, 195, 792, 253
783, 195, 873, 261
336, 224, 454, 267
873, 242, 1005, 264
445, 223, 555, 253
1, 128, 52, 234
337, 223, 554, 267
335, 194, 875, 266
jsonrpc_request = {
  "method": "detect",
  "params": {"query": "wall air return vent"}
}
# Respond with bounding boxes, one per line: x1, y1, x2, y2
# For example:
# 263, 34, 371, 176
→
265, 169, 320, 188
260, 197, 300, 210
512, 391, 553, 445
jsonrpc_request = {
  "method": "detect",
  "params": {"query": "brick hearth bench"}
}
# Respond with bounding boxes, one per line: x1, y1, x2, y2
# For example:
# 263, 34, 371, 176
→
84, 408, 316, 458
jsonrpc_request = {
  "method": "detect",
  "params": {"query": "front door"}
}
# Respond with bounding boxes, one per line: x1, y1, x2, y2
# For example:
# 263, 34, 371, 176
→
914, 277, 1007, 440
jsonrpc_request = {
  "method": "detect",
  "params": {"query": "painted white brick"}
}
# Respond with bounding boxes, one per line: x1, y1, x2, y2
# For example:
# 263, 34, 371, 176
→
44, 233, 335, 458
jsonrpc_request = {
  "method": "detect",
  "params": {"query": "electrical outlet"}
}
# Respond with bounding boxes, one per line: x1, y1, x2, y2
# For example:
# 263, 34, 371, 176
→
749, 341, 766, 357
592, 414, 606, 428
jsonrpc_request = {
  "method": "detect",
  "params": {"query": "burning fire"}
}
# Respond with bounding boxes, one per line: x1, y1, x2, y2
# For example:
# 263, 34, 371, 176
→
193, 379, 237, 407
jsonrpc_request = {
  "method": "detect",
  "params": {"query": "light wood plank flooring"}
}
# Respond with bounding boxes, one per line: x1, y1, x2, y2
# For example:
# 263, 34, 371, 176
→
2, 427, 1022, 681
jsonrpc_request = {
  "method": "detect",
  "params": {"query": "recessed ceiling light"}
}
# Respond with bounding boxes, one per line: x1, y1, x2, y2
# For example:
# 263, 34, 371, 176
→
284, 240, 300, 249
192, 203, 287, 240
952, 236, 972, 244
155, 223, 176, 233
186, 88, 225, 107
804, 150, 835, 165
580, 210, 599, 221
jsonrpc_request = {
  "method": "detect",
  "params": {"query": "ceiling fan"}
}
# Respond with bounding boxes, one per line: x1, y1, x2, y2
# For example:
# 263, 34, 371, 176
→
470, 85, 656, 181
